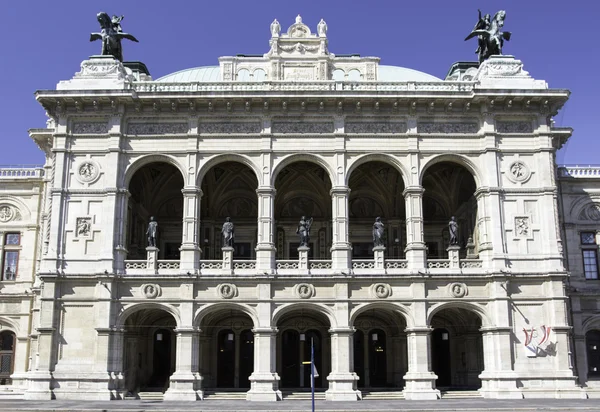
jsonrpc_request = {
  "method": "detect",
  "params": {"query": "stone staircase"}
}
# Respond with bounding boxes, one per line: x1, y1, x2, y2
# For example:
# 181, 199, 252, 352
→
440, 389, 482, 399
282, 390, 326, 400
361, 390, 405, 400
136, 388, 165, 401
0, 385, 24, 400
203, 389, 248, 400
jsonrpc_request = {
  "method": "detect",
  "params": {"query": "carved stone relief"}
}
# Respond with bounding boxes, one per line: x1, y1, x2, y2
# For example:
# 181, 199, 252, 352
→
75, 160, 101, 184
371, 283, 391, 299
141, 284, 161, 299
217, 283, 237, 299
76, 217, 92, 238
0, 205, 19, 223
127, 123, 188, 135
579, 203, 600, 221
448, 282, 467, 298
514, 216, 531, 238
345, 122, 407, 134
199, 122, 261, 134
506, 160, 531, 183
272, 122, 334, 134
417, 122, 479, 134
497, 121, 534, 134
72, 122, 109, 134
295, 283, 315, 299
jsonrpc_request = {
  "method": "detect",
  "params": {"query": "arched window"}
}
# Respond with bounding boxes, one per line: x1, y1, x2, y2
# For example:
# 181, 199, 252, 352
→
0, 331, 15, 385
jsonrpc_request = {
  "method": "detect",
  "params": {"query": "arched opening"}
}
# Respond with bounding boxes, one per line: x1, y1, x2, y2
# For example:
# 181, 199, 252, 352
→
127, 162, 184, 259
0, 331, 15, 385
199, 308, 255, 390
586, 330, 600, 379
123, 308, 177, 394
421, 161, 477, 259
430, 307, 483, 391
348, 161, 406, 259
200, 161, 258, 260
276, 308, 331, 391
353, 307, 407, 390
274, 161, 332, 260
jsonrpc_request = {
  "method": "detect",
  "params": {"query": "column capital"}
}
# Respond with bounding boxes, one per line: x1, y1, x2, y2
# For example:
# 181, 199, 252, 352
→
328, 327, 355, 335
174, 327, 200, 334
181, 186, 203, 196
330, 186, 351, 196
402, 186, 425, 197
256, 186, 276, 196
404, 326, 433, 334
252, 327, 278, 334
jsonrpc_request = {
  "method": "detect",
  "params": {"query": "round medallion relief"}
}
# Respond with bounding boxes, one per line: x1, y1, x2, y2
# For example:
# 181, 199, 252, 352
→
372, 283, 391, 299
76, 160, 101, 184
448, 282, 468, 298
141, 284, 161, 299
0, 205, 14, 222
507, 160, 531, 183
217, 283, 237, 299
295, 283, 315, 299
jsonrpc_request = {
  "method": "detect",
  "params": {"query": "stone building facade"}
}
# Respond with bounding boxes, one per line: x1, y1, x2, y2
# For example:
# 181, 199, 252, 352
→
0, 16, 598, 401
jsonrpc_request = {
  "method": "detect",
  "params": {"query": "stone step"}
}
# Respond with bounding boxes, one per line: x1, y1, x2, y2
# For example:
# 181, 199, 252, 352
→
440, 390, 482, 399
137, 391, 164, 400
361, 390, 405, 400
203, 390, 248, 400
282, 391, 326, 400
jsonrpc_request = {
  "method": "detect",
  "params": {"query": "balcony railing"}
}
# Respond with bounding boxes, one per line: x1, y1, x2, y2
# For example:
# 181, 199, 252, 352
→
0, 166, 44, 179
557, 165, 600, 178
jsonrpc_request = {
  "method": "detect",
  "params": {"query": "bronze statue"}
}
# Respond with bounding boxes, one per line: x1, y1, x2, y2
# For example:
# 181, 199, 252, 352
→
448, 216, 459, 246
296, 216, 313, 247
465, 10, 511, 63
146, 216, 158, 247
221, 217, 235, 247
373, 217, 385, 247
90, 12, 138, 62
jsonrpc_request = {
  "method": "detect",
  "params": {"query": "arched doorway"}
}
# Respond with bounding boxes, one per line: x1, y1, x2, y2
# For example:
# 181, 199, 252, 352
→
0, 331, 15, 385
127, 162, 184, 259
353, 307, 407, 390
276, 308, 331, 390
274, 161, 332, 260
586, 330, 600, 379
348, 161, 406, 258
421, 161, 477, 259
122, 308, 177, 394
200, 161, 258, 260
430, 307, 483, 390
199, 308, 255, 389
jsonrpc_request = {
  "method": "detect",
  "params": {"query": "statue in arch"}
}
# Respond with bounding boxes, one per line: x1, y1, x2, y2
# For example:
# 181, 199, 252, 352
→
448, 216, 459, 246
464, 10, 511, 63
221, 217, 235, 247
296, 216, 313, 247
146, 216, 158, 247
373, 217, 385, 247
90, 12, 139, 62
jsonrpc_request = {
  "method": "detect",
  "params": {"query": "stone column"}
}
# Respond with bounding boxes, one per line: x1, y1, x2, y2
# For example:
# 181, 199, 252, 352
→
403, 186, 427, 270
180, 187, 202, 273
164, 327, 200, 401
403, 327, 440, 400
256, 187, 276, 273
246, 327, 281, 401
108, 328, 125, 399
478, 327, 521, 398
330, 186, 351, 272
326, 328, 360, 401
113, 189, 130, 274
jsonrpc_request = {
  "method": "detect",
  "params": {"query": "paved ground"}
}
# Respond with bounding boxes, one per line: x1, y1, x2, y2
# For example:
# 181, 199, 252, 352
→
0, 398, 598, 412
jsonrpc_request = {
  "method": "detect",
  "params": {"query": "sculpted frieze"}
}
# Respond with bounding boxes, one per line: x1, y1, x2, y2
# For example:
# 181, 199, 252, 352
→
272, 122, 333, 134
496, 121, 534, 134
127, 123, 188, 135
345, 122, 407, 134
418, 122, 479, 134
199, 122, 261, 134
72, 122, 109, 134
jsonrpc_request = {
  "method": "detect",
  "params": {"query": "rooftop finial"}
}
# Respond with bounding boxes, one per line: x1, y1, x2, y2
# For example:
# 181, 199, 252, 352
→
295, 15, 302, 24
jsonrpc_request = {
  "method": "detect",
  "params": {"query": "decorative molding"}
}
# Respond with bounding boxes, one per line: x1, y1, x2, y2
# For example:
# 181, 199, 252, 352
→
77, 58, 129, 80
272, 122, 334, 134
497, 121, 534, 134
371, 283, 391, 299
72, 122, 109, 134
506, 160, 531, 183
345, 122, 407, 134
0, 205, 20, 223
127, 123, 188, 135
417, 122, 479, 134
75, 160, 101, 184
514, 216, 533, 239
448, 282, 467, 298
75, 217, 92, 238
199, 122, 261, 134
141, 284, 161, 299
217, 283, 237, 299
295, 283, 315, 299
578, 203, 600, 221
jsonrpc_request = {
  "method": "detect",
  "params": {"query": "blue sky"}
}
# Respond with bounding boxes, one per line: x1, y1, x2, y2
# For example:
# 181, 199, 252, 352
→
1, 0, 596, 166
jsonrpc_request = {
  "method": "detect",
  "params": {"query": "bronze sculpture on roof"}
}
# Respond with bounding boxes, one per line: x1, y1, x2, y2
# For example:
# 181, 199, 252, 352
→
90, 12, 139, 62
465, 10, 512, 63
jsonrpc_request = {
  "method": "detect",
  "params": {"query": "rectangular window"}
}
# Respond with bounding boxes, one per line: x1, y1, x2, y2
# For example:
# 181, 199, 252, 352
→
581, 232, 597, 245
1, 233, 20, 281
582, 250, 599, 280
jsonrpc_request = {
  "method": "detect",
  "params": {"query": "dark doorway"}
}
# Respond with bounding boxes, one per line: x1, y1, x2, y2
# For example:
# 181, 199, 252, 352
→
353, 330, 365, 387
587, 330, 600, 379
239, 329, 254, 388
149, 329, 173, 389
432, 328, 451, 387
281, 330, 300, 387
217, 329, 236, 388
0, 331, 15, 385
368, 329, 387, 387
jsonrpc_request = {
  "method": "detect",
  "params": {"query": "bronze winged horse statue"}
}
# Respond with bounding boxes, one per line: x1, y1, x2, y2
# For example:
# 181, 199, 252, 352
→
90, 12, 138, 62
465, 10, 511, 63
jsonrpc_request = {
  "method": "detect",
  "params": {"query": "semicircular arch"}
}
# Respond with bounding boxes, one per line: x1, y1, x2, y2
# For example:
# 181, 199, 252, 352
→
116, 302, 181, 329
272, 303, 337, 328
582, 315, 600, 334
194, 302, 259, 328
0, 195, 32, 222
420, 154, 482, 188
0, 316, 20, 334
196, 154, 261, 187
123, 154, 187, 188
350, 302, 414, 328
427, 301, 490, 328
271, 154, 335, 187
346, 153, 410, 188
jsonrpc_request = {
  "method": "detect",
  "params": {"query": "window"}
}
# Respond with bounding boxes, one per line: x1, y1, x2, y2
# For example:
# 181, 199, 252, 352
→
580, 232, 599, 280
1, 233, 20, 281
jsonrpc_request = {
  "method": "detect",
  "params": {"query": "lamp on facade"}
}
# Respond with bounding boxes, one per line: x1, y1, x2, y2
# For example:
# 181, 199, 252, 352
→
300, 333, 306, 341
228, 333, 234, 341
156, 333, 163, 341
442, 332, 449, 341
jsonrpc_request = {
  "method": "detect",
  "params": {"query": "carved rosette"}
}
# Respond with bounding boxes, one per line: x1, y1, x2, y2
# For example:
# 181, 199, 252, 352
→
417, 122, 479, 134
217, 283, 237, 299
448, 283, 467, 298
75, 160, 101, 184
72, 122, 109, 134
295, 283, 315, 299
506, 160, 531, 183
141, 284, 161, 299
371, 283, 391, 299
